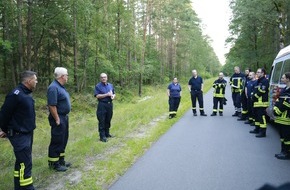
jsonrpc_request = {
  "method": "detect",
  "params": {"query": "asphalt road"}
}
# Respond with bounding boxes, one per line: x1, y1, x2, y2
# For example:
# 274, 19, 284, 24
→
109, 80, 290, 190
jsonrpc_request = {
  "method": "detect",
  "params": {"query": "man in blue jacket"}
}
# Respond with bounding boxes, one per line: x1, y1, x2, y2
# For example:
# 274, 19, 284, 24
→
0, 71, 38, 190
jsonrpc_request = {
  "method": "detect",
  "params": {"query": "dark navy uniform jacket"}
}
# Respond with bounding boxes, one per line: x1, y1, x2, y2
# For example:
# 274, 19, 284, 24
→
188, 76, 203, 91
47, 80, 71, 115
0, 83, 36, 133
94, 82, 115, 102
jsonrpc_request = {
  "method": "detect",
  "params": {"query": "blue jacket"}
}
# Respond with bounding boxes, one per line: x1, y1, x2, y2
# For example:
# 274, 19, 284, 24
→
0, 83, 36, 133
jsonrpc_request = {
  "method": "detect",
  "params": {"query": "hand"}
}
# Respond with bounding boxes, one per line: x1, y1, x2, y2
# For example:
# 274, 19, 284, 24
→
0, 131, 7, 138
107, 91, 113, 97
111, 94, 115, 100
56, 119, 60, 126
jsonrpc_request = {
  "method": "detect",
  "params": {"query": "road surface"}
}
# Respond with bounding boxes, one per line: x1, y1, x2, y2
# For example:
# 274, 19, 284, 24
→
110, 81, 290, 190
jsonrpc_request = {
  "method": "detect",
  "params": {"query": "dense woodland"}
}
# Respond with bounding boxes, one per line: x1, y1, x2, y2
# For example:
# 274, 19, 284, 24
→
223, 0, 290, 75
0, 0, 221, 95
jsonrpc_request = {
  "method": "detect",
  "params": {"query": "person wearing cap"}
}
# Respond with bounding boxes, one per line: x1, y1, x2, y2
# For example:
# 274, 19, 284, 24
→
167, 77, 182, 119
0, 71, 38, 190
188, 70, 207, 116
94, 73, 115, 142
47, 67, 71, 172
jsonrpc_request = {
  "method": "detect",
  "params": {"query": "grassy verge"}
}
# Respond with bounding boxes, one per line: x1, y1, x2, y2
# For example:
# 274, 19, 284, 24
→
0, 78, 215, 190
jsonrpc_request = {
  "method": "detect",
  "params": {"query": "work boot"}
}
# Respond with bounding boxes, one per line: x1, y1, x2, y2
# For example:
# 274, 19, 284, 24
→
49, 161, 67, 172
249, 127, 259, 134
237, 116, 246, 121
244, 120, 252, 124
276, 152, 290, 160
169, 114, 173, 119
255, 128, 266, 138
193, 113, 197, 116
200, 113, 207, 116
232, 112, 239, 117
59, 158, 72, 168
210, 112, 217, 116
275, 143, 286, 158
219, 113, 223, 116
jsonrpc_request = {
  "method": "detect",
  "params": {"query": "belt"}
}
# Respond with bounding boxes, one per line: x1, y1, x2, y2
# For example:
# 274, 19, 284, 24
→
99, 101, 112, 104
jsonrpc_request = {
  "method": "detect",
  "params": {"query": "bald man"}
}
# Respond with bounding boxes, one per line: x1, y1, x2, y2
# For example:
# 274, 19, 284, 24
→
94, 73, 115, 142
188, 70, 207, 116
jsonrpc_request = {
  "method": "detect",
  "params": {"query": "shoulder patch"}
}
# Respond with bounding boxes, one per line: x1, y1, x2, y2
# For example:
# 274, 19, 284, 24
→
14, 90, 20, 95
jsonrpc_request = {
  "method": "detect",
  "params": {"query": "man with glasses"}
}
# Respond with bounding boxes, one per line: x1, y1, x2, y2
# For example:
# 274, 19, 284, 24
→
95, 73, 115, 142
47, 67, 71, 171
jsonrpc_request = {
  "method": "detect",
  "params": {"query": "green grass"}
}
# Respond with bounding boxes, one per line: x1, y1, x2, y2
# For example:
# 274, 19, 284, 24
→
0, 78, 215, 190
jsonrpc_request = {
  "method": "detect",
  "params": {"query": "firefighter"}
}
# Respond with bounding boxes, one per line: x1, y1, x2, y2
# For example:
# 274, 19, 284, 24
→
244, 72, 257, 125
249, 68, 269, 138
95, 73, 115, 142
167, 77, 182, 119
211, 72, 227, 116
0, 71, 38, 190
188, 70, 207, 116
230, 66, 245, 117
273, 72, 290, 160
238, 68, 251, 121
47, 67, 71, 172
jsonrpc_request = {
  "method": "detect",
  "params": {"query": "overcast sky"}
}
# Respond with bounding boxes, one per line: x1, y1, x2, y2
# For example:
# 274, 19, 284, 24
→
191, 0, 232, 65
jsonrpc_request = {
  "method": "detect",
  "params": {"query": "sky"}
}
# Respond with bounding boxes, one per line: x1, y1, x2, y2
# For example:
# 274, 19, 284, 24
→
191, 0, 232, 65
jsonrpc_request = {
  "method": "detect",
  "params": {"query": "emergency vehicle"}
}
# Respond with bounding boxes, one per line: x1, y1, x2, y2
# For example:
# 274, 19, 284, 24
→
268, 45, 290, 119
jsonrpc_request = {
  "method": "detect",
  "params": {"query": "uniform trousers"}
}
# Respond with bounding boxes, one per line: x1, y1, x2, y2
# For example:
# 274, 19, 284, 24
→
169, 97, 181, 115
232, 92, 241, 112
9, 132, 34, 190
276, 123, 290, 153
213, 97, 224, 113
254, 107, 267, 130
191, 91, 204, 114
97, 101, 113, 139
48, 114, 69, 162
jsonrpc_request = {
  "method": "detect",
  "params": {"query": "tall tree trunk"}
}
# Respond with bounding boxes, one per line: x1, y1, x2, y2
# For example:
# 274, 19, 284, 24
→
26, 0, 33, 69
274, 1, 287, 49
139, 0, 151, 96
17, 0, 23, 71
73, 1, 78, 92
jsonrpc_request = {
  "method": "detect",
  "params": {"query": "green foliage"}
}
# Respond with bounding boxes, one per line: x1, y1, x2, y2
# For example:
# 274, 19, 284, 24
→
224, 0, 290, 74
0, 0, 220, 93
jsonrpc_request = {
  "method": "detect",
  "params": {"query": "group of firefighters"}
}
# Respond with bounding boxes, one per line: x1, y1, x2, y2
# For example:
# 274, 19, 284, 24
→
168, 66, 290, 160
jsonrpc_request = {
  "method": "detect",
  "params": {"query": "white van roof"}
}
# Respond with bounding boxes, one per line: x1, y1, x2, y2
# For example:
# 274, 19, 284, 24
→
276, 45, 290, 59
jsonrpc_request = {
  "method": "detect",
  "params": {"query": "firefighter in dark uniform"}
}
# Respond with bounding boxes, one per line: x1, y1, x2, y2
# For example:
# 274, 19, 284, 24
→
273, 72, 290, 160
244, 72, 257, 125
47, 67, 71, 172
167, 77, 182, 119
249, 68, 269, 138
0, 71, 37, 190
211, 72, 227, 116
238, 68, 251, 121
188, 69, 207, 116
230, 66, 245, 117
95, 73, 115, 142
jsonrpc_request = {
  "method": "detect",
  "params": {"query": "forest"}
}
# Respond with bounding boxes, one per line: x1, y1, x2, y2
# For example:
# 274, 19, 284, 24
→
223, 0, 290, 75
0, 0, 221, 95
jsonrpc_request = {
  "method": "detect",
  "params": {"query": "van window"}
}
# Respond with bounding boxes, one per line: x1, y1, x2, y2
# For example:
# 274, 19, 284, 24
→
281, 59, 290, 76
271, 61, 283, 84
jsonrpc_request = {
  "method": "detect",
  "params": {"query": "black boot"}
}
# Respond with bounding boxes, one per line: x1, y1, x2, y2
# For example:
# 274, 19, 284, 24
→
232, 111, 239, 117
256, 128, 266, 138
48, 161, 67, 172
249, 127, 259, 134
275, 143, 286, 157
59, 157, 72, 167
211, 112, 217, 116
276, 152, 290, 160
